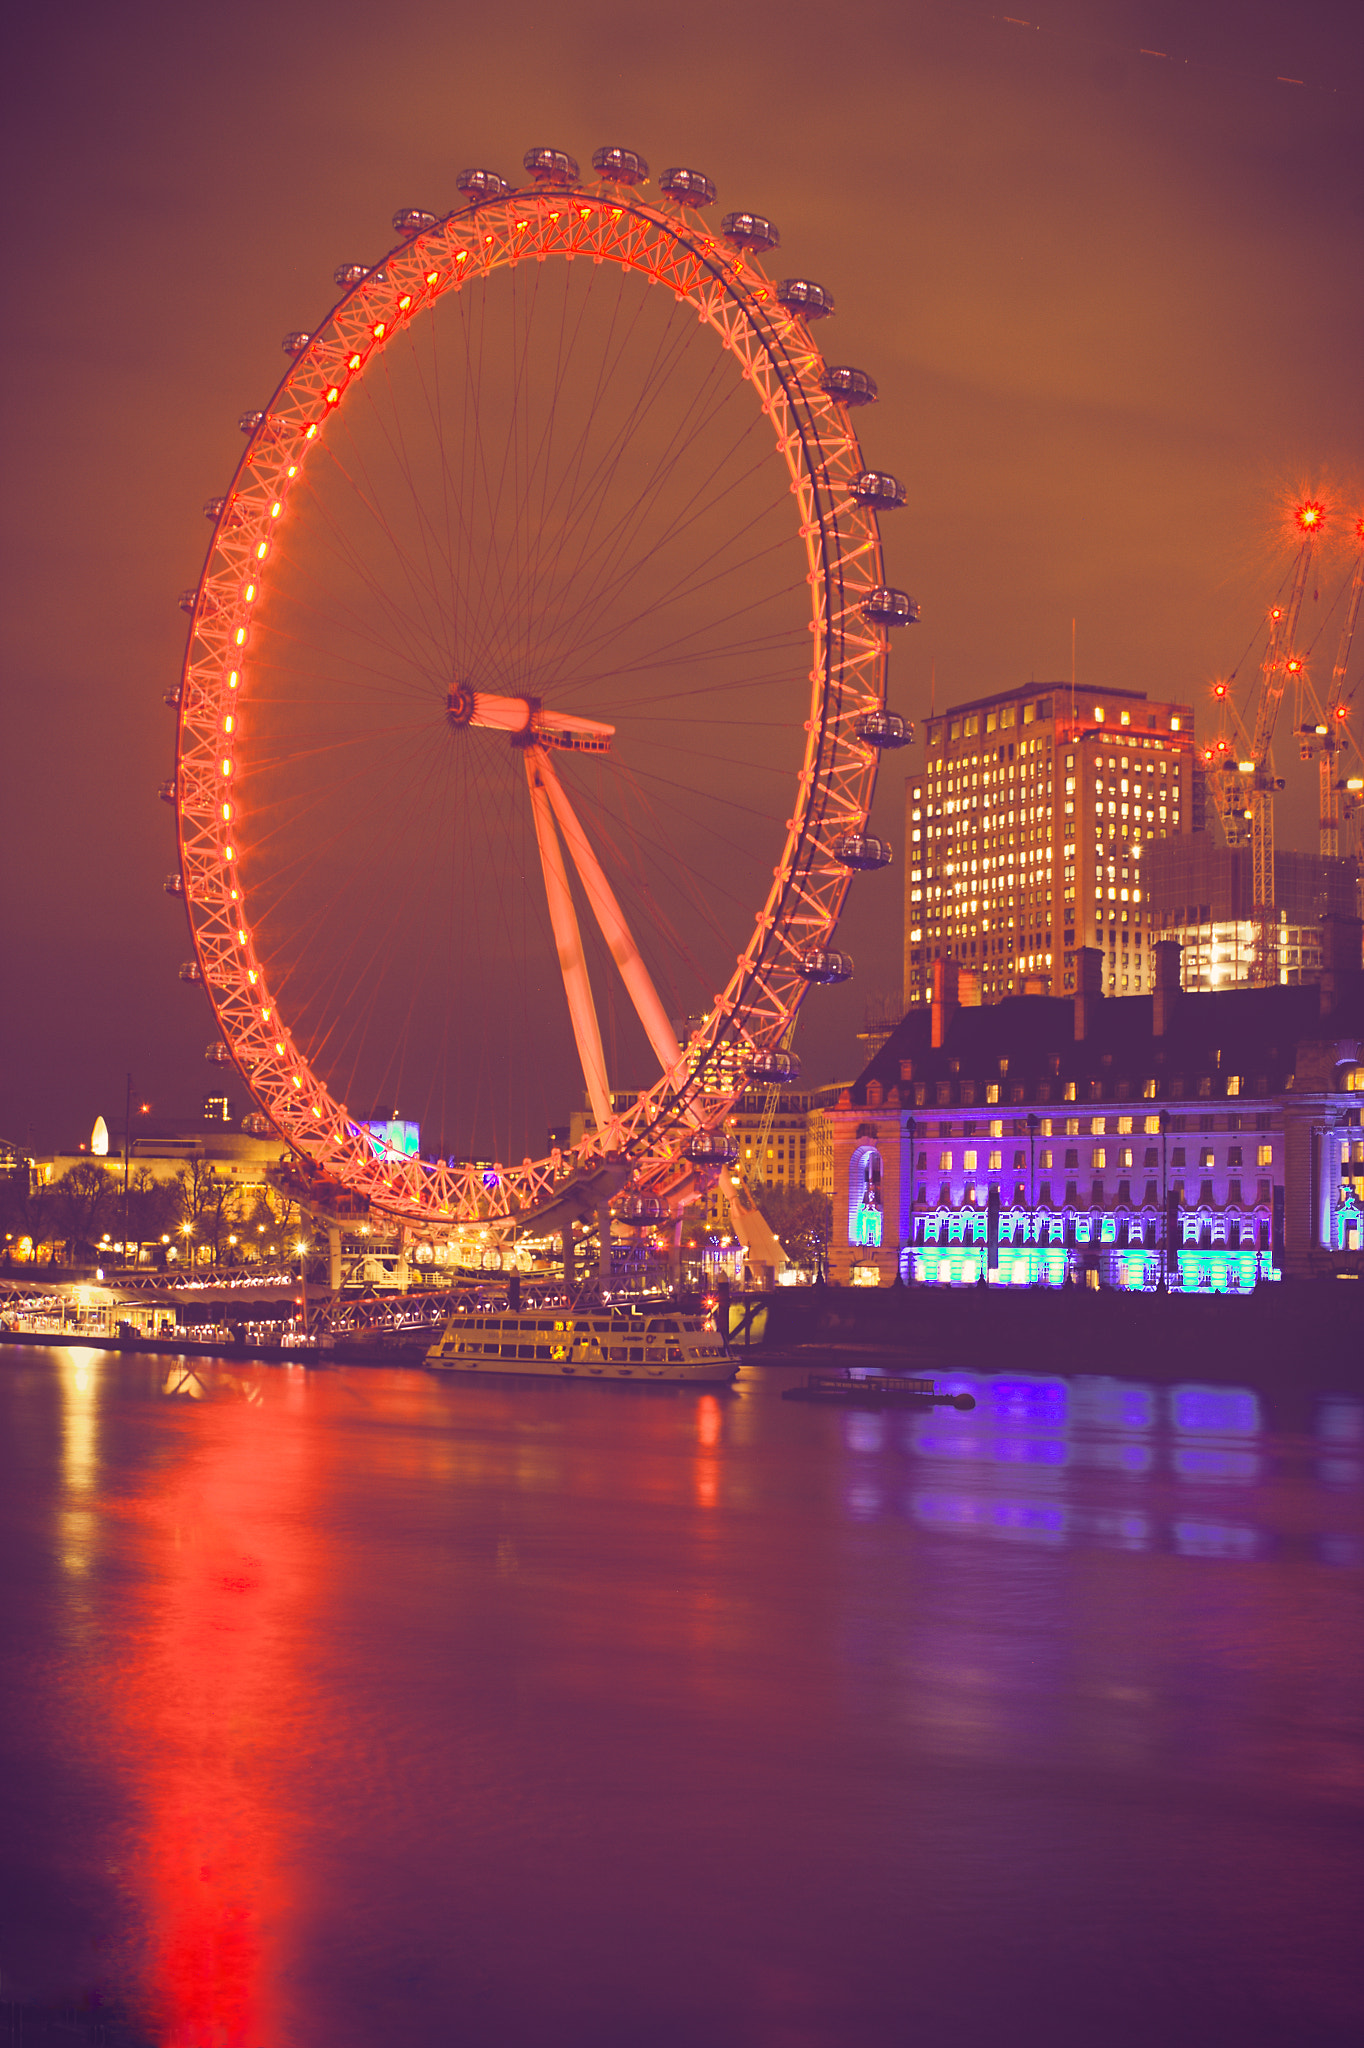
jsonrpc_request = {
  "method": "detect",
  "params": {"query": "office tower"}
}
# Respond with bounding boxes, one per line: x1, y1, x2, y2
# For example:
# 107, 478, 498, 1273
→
904, 682, 1196, 1009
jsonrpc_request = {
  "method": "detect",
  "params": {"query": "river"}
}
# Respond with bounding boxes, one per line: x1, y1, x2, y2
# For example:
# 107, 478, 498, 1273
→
0, 1344, 1360, 2046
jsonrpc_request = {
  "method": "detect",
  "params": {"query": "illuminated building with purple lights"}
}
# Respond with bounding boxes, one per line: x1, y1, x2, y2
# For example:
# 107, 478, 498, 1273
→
825, 920, 1364, 1291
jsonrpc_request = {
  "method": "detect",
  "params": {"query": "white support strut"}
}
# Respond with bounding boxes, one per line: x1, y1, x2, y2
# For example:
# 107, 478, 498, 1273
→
532, 746, 685, 1084
524, 751, 613, 1138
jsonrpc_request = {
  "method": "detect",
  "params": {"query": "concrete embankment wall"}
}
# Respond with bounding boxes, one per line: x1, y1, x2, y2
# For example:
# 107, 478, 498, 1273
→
755, 1280, 1363, 1386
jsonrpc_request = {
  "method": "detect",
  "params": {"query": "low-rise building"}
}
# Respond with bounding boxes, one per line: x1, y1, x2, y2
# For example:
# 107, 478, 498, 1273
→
822, 918, 1364, 1291
1143, 836, 1358, 990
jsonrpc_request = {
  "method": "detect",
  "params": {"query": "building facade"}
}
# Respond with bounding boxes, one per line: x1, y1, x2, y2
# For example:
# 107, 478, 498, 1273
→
828, 923, 1364, 1292
698, 1088, 840, 1229
904, 681, 1197, 1012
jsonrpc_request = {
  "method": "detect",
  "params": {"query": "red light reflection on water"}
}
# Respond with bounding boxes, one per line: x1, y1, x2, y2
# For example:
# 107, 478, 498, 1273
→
695, 1393, 722, 1506
113, 1369, 312, 2045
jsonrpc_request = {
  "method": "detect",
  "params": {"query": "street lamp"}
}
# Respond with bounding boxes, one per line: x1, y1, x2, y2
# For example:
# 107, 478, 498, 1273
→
1026, 1113, 1040, 1282
1159, 1108, 1170, 1292
903, 1116, 917, 1285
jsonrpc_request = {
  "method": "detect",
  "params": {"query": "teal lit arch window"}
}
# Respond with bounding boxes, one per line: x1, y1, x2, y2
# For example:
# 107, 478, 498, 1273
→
849, 1144, 883, 1248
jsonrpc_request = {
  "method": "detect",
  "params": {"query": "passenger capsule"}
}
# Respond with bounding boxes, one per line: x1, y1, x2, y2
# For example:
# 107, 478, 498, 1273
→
242, 1112, 273, 1136
456, 168, 511, 202
164, 873, 184, 896
282, 331, 312, 356
688, 1131, 740, 1166
178, 589, 198, 615
821, 365, 878, 406
178, 962, 203, 984
861, 587, 920, 627
659, 167, 716, 207
159, 779, 177, 804
776, 278, 834, 319
333, 262, 371, 288
721, 211, 779, 253
856, 711, 914, 749
619, 1193, 664, 1222
851, 471, 906, 511
203, 496, 227, 522
746, 1049, 802, 1084
798, 947, 853, 984
523, 147, 579, 184
833, 831, 893, 869
238, 410, 265, 435
205, 1042, 232, 1064
392, 209, 440, 237
591, 146, 649, 184
163, 689, 181, 709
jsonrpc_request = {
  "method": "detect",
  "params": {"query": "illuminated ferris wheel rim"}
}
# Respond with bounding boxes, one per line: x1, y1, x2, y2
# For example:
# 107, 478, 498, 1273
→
174, 153, 908, 1229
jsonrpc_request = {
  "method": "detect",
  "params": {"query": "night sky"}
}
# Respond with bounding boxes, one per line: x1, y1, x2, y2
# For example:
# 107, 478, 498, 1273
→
2, 0, 1360, 1155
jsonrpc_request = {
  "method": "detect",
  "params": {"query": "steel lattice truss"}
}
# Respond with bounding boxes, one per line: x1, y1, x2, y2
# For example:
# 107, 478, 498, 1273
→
175, 176, 897, 1228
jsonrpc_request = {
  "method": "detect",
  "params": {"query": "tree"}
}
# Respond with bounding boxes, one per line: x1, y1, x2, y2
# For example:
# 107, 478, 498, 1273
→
0, 1170, 55, 1267
242, 1179, 303, 1263
51, 1162, 117, 1263
173, 1158, 247, 1266
126, 1169, 183, 1257
751, 1182, 833, 1272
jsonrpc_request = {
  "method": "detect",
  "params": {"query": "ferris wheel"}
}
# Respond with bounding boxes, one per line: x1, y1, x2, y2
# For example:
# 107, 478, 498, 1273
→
169, 146, 917, 1233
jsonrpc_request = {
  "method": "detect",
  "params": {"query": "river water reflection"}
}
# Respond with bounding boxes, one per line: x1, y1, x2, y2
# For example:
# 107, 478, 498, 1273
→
1, 1346, 1360, 2046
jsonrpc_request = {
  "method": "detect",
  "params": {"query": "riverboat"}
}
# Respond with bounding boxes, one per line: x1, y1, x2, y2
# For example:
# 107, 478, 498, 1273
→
783, 1372, 976, 1408
426, 1305, 737, 1383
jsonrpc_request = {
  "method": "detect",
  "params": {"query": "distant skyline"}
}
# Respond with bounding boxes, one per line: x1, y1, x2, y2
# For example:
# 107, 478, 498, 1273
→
2, 0, 1360, 1149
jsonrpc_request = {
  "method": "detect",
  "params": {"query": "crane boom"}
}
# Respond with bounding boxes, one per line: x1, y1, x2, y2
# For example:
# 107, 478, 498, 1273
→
1319, 534, 1364, 858
1248, 504, 1324, 983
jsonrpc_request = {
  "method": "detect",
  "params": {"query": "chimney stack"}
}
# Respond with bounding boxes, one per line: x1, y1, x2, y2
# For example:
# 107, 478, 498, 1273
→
1153, 939, 1182, 1037
1318, 914, 1363, 1020
1073, 947, 1104, 1042
931, 957, 960, 1050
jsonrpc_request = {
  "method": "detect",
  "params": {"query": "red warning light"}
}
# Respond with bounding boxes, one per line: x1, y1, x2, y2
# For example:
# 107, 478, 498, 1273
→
1213, 682, 1227, 699
1296, 500, 1325, 532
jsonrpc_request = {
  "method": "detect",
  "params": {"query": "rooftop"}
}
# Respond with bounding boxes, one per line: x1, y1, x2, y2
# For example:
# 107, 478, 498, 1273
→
930, 681, 1155, 719
844, 973, 1364, 1108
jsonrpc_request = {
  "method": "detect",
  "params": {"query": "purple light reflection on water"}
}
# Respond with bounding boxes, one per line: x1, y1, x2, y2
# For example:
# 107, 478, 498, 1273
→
1171, 1384, 1262, 1436
1172, 1447, 1262, 1483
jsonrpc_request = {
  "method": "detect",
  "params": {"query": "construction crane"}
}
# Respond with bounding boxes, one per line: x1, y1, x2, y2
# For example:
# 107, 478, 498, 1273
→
1300, 514, 1364, 860
1205, 498, 1325, 984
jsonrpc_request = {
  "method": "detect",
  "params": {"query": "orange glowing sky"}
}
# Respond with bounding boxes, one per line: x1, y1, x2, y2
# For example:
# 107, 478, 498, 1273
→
1, 0, 1360, 1142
